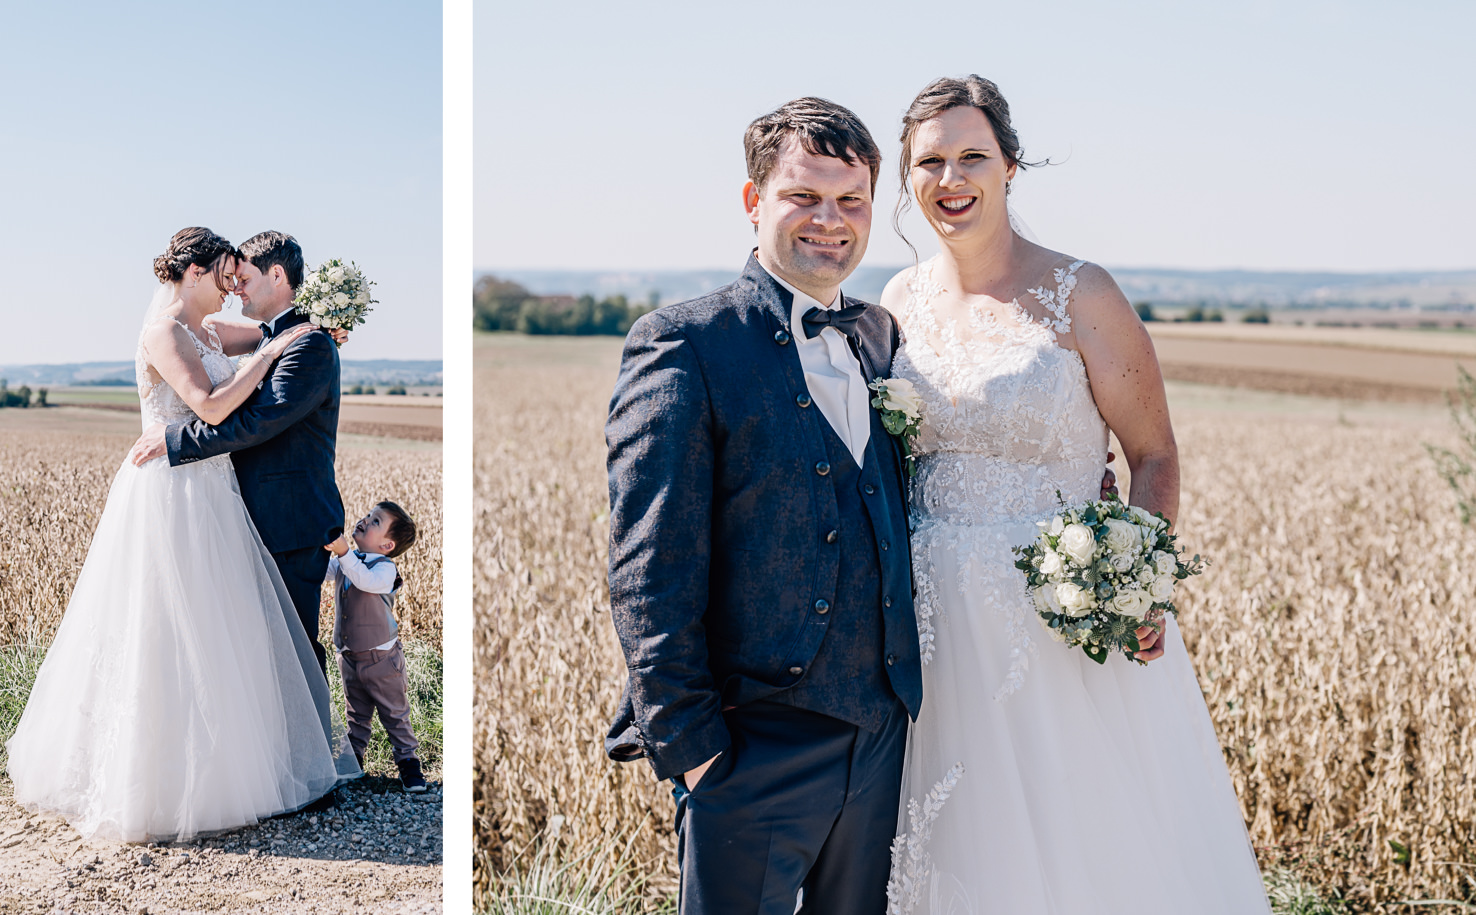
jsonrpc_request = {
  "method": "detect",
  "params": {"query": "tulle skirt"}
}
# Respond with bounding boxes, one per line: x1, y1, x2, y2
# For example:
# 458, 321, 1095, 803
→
888, 519, 1270, 914
6, 454, 359, 842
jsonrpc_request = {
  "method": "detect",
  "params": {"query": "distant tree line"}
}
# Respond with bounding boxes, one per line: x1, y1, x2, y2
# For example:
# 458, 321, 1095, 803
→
0, 380, 46, 408
1134, 302, 1270, 324
474, 275, 657, 336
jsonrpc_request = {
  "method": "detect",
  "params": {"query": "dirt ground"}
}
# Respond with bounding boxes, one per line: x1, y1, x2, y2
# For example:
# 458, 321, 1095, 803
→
0, 777, 441, 914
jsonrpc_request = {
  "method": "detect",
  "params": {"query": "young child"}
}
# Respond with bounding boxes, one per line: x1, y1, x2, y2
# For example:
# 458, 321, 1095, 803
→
324, 501, 427, 793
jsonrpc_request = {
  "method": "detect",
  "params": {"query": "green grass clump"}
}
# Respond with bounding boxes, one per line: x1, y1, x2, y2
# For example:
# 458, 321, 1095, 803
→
0, 643, 46, 772
327, 637, 443, 778
484, 826, 674, 915
1265, 868, 1350, 915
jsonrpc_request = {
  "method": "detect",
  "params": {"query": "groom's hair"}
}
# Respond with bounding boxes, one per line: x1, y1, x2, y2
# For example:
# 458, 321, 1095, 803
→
744, 97, 881, 196
376, 501, 417, 559
239, 231, 305, 291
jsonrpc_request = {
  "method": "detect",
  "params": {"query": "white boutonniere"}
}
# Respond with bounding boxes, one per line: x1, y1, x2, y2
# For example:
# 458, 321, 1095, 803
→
868, 377, 924, 478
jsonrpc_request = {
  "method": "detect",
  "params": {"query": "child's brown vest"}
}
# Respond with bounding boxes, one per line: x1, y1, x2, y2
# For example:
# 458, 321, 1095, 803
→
331, 554, 401, 652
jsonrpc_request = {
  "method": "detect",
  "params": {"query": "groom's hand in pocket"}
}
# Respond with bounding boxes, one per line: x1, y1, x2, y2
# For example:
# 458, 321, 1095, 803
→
682, 753, 721, 791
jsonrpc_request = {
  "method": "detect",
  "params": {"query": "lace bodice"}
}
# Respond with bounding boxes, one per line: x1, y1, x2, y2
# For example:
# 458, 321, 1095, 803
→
135, 317, 235, 429
893, 257, 1108, 528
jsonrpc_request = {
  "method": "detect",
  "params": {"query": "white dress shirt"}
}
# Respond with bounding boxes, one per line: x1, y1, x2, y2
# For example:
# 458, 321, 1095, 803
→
325, 550, 400, 651
766, 267, 871, 467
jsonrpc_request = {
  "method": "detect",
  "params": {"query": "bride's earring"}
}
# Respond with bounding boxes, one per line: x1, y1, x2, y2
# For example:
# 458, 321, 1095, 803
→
1005, 181, 1013, 196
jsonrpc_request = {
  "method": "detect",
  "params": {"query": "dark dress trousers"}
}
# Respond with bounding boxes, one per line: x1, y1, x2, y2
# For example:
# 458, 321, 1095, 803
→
605, 254, 923, 915
165, 311, 345, 679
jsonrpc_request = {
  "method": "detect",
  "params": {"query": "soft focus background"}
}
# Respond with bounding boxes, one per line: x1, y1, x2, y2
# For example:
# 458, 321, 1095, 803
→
476, 1, 1476, 912
0, 0, 442, 364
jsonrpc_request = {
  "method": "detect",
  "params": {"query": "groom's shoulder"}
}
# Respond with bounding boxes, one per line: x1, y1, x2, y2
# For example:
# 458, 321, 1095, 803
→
629, 278, 760, 341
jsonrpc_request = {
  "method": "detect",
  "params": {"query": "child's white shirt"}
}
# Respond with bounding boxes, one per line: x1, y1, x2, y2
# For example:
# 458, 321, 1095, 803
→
325, 550, 400, 651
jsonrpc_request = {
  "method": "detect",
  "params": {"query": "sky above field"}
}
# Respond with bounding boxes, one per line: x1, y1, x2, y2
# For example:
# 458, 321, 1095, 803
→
476, 0, 1474, 276
0, 2, 441, 364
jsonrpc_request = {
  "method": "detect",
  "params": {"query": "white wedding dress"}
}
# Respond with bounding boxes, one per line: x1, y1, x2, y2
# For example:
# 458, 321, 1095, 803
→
5, 311, 358, 842
885, 259, 1269, 914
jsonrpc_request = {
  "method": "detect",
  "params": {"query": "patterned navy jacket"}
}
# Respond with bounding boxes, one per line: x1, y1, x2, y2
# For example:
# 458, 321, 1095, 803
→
165, 310, 345, 554
604, 254, 923, 781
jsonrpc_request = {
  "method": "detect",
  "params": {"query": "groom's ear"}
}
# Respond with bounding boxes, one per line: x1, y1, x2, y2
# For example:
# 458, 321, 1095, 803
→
270, 264, 289, 288
742, 180, 761, 227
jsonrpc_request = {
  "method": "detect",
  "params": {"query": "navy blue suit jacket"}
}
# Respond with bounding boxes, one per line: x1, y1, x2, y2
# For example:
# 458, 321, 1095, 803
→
165, 310, 345, 554
604, 254, 922, 781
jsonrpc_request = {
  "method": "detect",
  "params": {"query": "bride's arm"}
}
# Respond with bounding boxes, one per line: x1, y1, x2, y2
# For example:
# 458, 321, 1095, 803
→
1070, 264, 1179, 526
141, 321, 314, 425
1072, 264, 1178, 662
203, 317, 267, 357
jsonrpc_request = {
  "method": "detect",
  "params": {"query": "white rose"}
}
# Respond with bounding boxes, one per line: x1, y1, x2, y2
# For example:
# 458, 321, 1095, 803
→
1055, 582, 1095, 617
1039, 550, 1065, 577
308, 314, 323, 327
1110, 588, 1151, 619
333, 292, 351, 307
355, 290, 371, 305
1150, 575, 1176, 602
329, 266, 346, 281
1152, 551, 1175, 576
1111, 552, 1135, 574
878, 377, 923, 419
1102, 518, 1140, 555
1136, 566, 1156, 585
1129, 505, 1165, 530
1058, 524, 1097, 566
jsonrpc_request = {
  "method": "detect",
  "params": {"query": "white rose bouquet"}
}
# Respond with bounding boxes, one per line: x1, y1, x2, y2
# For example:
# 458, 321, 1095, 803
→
868, 376, 924, 477
293, 259, 377, 346
1012, 493, 1205, 664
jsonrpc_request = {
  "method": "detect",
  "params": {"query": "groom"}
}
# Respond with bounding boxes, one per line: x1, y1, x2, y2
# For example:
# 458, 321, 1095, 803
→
605, 99, 920, 914
128, 230, 344, 680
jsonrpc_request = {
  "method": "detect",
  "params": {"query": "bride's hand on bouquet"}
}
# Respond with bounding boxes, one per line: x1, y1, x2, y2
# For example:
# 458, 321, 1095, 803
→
1133, 612, 1166, 662
259, 323, 316, 361
128, 423, 167, 466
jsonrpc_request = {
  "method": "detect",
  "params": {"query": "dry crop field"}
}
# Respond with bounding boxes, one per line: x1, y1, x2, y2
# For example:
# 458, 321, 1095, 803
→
0, 408, 443, 649
476, 331, 1476, 911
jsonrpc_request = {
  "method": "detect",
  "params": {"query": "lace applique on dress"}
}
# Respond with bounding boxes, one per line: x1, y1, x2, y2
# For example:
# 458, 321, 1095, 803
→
891, 257, 1108, 696
886, 762, 965, 915
135, 316, 237, 432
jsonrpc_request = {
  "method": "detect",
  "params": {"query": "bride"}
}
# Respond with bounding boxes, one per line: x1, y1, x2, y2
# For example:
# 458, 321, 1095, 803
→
6, 227, 360, 842
880, 78, 1269, 913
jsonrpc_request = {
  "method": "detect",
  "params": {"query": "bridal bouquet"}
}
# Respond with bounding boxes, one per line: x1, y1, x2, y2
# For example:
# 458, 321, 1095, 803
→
294, 259, 377, 344
1013, 494, 1205, 664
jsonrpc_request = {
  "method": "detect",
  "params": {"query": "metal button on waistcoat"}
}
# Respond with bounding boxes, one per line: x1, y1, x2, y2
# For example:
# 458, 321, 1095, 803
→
864, 483, 876, 495
886, 654, 897, 666
789, 666, 803, 676
774, 329, 791, 345
881, 540, 890, 551
816, 461, 831, 476
814, 599, 830, 614
796, 393, 812, 408
884, 596, 893, 608
825, 529, 838, 544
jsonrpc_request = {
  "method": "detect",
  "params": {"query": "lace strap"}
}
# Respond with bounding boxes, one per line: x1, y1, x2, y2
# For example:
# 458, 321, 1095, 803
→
1025, 259, 1085, 336
152, 315, 220, 357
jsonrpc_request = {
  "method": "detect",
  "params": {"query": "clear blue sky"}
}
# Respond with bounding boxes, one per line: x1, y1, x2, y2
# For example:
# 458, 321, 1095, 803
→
476, 0, 1474, 276
0, 1, 441, 364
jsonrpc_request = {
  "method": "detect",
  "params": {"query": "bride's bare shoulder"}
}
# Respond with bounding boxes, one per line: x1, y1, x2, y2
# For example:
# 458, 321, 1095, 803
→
1065, 261, 1132, 315
877, 265, 918, 316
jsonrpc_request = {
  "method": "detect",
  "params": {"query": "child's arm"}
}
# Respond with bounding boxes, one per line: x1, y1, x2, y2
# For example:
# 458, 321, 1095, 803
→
324, 535, 349, 582
336, 550, 399, 595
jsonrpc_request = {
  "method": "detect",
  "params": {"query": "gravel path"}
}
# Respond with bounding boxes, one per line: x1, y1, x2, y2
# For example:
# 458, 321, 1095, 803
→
0, 777, 441, 914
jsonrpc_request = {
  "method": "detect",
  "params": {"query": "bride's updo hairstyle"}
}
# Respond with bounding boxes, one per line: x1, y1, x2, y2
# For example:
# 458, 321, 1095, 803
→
153, 227, 237, 288
894, 75, 1044, 255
